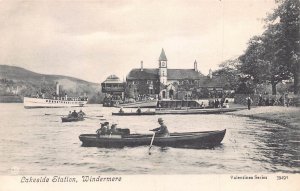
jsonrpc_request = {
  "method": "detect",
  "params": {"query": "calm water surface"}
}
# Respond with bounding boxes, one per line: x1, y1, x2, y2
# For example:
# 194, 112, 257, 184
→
0, 103, 299, 174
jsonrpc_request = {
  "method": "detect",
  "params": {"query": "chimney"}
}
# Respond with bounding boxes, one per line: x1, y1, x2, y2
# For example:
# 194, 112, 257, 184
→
141, 60, 143, 71
194, 60, 198, 71
56, 82, 60, 96
209, 69, 213, 79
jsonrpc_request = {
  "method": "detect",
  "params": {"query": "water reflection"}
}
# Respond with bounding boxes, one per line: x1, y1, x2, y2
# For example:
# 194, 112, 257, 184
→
252, 125, 300, 172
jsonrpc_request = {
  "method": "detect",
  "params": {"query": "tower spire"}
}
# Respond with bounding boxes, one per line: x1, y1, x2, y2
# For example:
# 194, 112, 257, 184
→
159, 48, 167, 61
194, 60, 198, 71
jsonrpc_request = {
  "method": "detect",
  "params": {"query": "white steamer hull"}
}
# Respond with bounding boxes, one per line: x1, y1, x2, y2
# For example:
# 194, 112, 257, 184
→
23, 97, 87, 109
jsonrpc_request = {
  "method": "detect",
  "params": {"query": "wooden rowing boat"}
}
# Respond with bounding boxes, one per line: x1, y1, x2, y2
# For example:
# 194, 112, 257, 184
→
61, 116, 84, 122
79, 129, 226, 149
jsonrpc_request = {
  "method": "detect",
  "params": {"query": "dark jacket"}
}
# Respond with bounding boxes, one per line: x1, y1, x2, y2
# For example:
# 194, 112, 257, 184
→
152, 124, 169, 136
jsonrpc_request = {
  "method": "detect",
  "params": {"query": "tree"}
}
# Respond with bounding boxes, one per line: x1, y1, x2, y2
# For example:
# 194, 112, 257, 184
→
266, 0, 300, 94
240, 27, 294, 95
262, 24, 292, 94
239, 0, 299, 95
214, 58, 242, 91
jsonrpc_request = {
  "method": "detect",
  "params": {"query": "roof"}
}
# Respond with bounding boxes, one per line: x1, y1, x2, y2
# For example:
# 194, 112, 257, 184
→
126, 68, 204, 80
102, 74, 123, 84
167, 69, 203, 80
159, 48, 167, 61
127, 68, 159, 80
126, 69, 226, 88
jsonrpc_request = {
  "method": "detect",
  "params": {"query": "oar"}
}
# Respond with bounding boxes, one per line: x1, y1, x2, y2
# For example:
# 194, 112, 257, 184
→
83, 116, 100, 120
45, 114, 64, 116
148, 132, 156, 155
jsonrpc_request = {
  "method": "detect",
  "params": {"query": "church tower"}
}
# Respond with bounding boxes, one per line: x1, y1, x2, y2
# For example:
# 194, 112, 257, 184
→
158, 48, 168, 85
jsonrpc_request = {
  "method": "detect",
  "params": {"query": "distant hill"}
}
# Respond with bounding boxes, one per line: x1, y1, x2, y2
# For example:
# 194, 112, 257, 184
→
0, 65, 104, 103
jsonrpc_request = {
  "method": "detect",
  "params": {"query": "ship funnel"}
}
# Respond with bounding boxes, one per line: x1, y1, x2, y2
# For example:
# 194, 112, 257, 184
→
56, 82, 60, 96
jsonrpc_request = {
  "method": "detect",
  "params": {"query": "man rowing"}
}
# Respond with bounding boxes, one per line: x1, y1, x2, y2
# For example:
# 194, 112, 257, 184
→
150, 118, 170, 137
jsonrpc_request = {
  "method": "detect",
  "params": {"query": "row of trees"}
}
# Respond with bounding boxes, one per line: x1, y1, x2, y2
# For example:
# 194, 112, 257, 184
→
216, 0, 299, 95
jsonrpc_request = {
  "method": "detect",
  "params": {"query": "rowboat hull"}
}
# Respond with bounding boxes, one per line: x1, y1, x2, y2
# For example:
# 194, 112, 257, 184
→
155, 108, 242, 115
24, 97, 87, 109
79, 129, 226, 149
61, 117, 84, 122
112, 112, 156, 116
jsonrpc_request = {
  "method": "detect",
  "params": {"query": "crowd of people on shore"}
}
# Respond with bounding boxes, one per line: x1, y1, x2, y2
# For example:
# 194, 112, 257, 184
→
257, 95, 291, 107
208, 98, 229, 108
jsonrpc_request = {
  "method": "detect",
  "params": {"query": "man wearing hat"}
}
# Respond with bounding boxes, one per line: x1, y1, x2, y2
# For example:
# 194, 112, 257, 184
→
97, 122, 109, 135
150, 118, 169, 137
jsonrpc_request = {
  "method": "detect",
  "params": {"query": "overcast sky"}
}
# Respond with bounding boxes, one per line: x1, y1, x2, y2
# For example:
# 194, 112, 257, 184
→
0, 0, 276, 83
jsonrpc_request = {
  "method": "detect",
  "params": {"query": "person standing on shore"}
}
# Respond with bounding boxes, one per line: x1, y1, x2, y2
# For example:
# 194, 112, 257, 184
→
247, 96, 252, 110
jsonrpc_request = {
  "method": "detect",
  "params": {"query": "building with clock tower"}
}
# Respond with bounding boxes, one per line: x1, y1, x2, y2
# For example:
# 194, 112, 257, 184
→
125, 49, 225, 100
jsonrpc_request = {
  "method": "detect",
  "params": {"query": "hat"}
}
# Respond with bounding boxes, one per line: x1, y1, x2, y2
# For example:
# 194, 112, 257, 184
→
158, 118, 163, 122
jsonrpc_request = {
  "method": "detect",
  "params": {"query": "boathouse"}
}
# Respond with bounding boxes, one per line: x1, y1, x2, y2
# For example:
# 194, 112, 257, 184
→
101, 75, 125, 106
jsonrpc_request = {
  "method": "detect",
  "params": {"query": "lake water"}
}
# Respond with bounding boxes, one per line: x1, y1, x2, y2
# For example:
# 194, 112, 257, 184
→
0, 103, 299, 175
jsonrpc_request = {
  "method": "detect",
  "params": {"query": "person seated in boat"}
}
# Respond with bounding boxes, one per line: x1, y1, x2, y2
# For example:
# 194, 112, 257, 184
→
67, 111, 72, 117
150, 118, 170, 137
136, 107, 141, 114
97, 122, 109, 135
96, 122, 108, 137
71, 110, 78, 118
109, 123, 119, 134
78, 110, 86, 117
119, 107, 124, 113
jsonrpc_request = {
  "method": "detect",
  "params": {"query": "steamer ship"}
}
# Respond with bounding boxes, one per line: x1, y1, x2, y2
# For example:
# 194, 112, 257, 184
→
23, 82, 88, 109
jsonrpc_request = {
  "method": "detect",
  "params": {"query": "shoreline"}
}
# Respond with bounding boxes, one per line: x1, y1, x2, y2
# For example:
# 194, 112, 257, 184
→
225, 106, 300, 129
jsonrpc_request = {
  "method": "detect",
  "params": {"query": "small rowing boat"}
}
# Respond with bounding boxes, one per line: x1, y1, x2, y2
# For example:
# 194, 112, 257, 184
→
61, 116, 84, 122
79, 129, 226, 149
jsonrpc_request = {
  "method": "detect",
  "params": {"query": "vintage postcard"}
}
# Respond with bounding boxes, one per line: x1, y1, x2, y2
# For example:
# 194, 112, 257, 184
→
0, 0, 299, 190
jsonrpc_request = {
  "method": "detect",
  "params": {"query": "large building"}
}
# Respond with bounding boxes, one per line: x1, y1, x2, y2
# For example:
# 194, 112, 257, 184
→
126, 49, 226, 100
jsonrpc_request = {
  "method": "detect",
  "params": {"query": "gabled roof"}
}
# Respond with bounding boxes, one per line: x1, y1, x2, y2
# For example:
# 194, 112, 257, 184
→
167, 69, 203, 80
127, 68, 159, 80
159, 48, 167, 61
126, 68, 204, 80
102, 75, 123, 84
